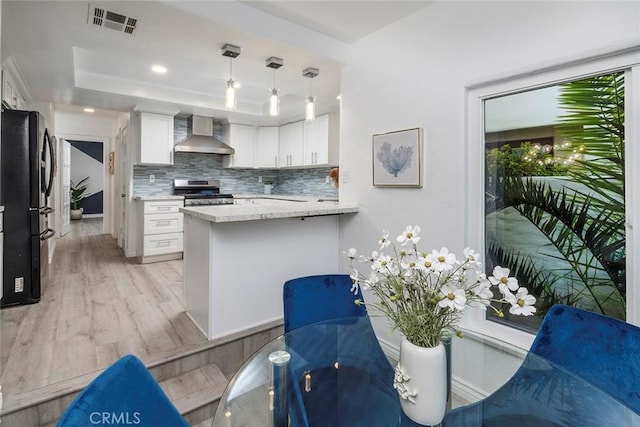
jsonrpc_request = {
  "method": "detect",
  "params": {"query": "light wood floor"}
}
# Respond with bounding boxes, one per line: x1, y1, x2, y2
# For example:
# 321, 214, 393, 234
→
0, 218, 207, 401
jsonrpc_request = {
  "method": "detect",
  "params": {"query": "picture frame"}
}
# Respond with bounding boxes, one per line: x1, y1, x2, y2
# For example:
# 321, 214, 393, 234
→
372, 127, 423, 187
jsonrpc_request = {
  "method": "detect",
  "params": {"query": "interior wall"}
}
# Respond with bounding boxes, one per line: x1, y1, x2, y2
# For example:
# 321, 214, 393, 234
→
338, 0, 640, 394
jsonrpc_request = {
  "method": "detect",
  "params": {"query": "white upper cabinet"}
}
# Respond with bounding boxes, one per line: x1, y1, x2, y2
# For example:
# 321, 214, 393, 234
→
303, 119, 319, 166
2, 68, 16, 108
303, 114, 338, 166
2, 64, 28, 110
223, 123, 256, 168
136, 112, 175, 165
255, 126, 279, 169
279, 121, 304, 168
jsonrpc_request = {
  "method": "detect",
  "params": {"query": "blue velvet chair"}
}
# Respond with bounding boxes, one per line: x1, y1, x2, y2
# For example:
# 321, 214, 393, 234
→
282, 274, 400, 426
57, 354, 188, 427
444, 304, 640, 426
283, 274, 367, 333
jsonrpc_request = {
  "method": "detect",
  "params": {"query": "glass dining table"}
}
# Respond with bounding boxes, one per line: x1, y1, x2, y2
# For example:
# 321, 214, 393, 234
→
211, 316, 639, 427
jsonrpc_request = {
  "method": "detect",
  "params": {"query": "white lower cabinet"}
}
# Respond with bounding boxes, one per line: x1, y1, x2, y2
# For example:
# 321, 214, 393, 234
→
138, 199, 184, 263
143, 233, 183, 257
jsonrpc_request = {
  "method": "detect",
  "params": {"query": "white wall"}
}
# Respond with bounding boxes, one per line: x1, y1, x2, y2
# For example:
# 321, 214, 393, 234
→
339, 0, 640, 395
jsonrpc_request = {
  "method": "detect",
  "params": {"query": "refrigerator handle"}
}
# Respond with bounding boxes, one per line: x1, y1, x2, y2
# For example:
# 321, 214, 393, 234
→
42, 129, 55, 199
39, 206, 54, 215
40, 228, 55, 241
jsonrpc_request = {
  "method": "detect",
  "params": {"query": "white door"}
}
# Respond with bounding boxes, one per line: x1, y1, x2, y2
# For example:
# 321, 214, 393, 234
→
117, 126, 128, 249
60, 139, 71, 236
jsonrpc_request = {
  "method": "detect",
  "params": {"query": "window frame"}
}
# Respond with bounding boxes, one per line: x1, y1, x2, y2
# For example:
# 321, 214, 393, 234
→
463, 44, 640, 348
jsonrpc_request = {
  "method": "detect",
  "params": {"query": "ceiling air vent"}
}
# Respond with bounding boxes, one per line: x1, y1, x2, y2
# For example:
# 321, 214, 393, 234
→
88, 4, 138, 35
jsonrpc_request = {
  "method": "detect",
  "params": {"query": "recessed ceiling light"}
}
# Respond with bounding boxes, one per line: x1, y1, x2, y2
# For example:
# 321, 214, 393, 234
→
84, 108, 95, 113
336, 95, 341, 100
151, 65, 167, 74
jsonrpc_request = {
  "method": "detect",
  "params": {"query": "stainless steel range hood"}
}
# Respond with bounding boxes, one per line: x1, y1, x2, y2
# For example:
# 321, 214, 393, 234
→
174, 115, 235, 155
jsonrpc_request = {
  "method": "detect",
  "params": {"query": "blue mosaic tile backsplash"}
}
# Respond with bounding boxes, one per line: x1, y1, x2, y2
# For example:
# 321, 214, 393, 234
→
133, 117, 339, 197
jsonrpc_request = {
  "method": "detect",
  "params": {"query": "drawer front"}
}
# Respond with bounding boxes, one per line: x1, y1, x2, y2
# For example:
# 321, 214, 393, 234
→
143, 232, 183, 256
144, 213, 183, 234
144, 200, 182, 214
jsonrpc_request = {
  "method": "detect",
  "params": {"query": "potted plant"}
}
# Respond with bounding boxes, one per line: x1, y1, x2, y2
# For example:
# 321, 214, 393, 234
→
346, 225, 536, 425
70, 177, 90, 220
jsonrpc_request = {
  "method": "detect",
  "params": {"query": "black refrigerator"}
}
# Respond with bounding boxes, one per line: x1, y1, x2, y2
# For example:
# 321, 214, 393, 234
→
1, 109, 55, 307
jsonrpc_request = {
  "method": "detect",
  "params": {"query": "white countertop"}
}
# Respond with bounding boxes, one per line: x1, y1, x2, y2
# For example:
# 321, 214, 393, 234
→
180, 200, 358, 223
133, 195, 184, 201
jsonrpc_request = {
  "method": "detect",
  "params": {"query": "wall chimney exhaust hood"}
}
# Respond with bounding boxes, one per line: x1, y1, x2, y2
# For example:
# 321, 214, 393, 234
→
174, 115, 235, 155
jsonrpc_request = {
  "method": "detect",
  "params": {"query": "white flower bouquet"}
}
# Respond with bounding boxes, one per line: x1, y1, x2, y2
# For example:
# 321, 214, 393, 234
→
346, 225, 537, 348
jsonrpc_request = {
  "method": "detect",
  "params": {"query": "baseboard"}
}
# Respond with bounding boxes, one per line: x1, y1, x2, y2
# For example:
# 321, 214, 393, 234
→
451, 375, 488, 404
379, 337, 399, 363
139, 252, 183, 264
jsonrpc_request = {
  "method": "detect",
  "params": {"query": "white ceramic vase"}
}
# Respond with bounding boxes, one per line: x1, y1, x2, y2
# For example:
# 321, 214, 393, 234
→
395, 337, 447, 426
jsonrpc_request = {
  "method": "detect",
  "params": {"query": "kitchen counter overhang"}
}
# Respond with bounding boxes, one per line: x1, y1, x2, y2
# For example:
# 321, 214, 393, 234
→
179, 201, 358, 223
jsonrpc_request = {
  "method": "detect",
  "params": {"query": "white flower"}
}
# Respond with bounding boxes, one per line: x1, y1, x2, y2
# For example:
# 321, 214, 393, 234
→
415, 255, 434, 271
489, 266, 519, 292
344, 248, 357, 260
505, 288, 537, 316
378, 230, 391, 250
364, 271, 378, 289
438, 284, 467, 310
427, 247, 456, 272
472, 274, 493, 302
463, 248, 482, 268
372, 253, 393, 273
401, 258, 419, 277
349, 269, 361, 294
396, 225, 421, 246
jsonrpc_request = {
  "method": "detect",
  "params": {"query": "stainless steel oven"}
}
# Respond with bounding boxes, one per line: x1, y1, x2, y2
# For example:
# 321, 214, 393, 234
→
173, 179, 234, 206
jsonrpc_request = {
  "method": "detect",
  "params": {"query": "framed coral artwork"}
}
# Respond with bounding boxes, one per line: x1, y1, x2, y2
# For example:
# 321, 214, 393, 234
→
372, 127, 423, 187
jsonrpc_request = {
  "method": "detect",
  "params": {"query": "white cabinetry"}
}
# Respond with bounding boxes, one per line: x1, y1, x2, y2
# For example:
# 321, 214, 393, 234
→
303, 114, 336, 166
2, 65, 27, 110
223, 124, 255, 168
135, 112, 175, 165
255, 126, 279, 168
138, 200, 183, 263
279, 121, 304, 167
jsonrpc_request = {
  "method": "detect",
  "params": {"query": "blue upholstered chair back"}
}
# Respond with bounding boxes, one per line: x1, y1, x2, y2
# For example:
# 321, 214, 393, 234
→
282, 274, 398, 426
57, 354, 188, 427
283, 274, 367, 333
444, 305, 640, 426
530, 304, 640, 413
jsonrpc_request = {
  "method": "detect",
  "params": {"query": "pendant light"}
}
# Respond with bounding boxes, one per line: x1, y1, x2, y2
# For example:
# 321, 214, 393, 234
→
222, 44, 241, 110
303, 67, 319, 121
266, 57, 283, 117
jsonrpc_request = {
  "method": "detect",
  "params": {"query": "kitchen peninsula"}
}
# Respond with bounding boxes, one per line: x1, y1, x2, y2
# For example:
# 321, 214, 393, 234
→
180, 199, 358, 340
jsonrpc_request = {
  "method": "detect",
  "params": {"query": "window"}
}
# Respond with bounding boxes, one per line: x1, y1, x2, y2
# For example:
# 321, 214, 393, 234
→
484, 72, 625, 332
464, 45, 640, 347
